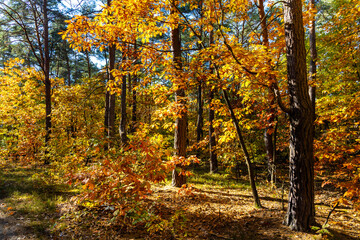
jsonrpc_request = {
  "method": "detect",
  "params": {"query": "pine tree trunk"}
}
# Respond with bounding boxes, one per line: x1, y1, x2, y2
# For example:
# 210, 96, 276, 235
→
43, 0, 51, 164
209, 30, 218, 173
171, 1, 187, 187
283, 0, 315, 231
258, 0, 276, 184
119, 73, 129, 144
104, 90, 110, 150
209, 88, 218, 173
65, 46, 71, 86
308, 0, 317, 219
86, 51, 91, 78
131, 41, 138, 133
107, 45, 116, 146
196, 81, 203, 143
309, 0, 317, 119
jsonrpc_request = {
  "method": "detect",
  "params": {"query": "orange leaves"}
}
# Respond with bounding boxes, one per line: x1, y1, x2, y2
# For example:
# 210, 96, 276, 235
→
167, 155, 200, 177
66, 134, 169, 221
168, 155, 200, 168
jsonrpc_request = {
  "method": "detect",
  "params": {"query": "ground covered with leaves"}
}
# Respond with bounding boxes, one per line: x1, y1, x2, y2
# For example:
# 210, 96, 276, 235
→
0, 164, 359, 240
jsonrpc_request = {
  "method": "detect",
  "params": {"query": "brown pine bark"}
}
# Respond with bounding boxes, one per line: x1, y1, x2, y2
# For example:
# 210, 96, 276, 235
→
85, 50, 91, 78
119, 73, 129, 144
308, 0, 317, 219
171, 1, 187, 187
309, 0, 317, 118
258, 0, 276, 184
208, 30, 218, 173
131, 41, 138, 133
65, 44, 71, 86
196, 80, 204, 143
131, 75, 137, 132
282, 0, 315, 231
107, 45, 116, 146
104, 0, 116, 149
209, 88, 218, 173
43, 0, 51, 164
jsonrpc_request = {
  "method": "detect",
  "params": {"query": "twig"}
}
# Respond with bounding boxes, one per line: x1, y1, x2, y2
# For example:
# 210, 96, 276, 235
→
323, 201, 339, 227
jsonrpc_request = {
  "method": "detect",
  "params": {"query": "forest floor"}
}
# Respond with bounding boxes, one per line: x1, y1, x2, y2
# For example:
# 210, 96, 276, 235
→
0, 163, 359, 240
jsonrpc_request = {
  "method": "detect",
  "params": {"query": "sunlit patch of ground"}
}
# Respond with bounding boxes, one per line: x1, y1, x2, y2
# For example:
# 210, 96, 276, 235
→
1, 162, 359, 240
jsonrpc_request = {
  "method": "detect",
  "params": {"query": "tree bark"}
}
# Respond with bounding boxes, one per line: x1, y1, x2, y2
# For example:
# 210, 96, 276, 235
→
104, 0, 116, 150
119, 73, 129, 144
43, 0, 51, 164
209, 88, 218, 173
171, 1, 187, 187
308, 0, 317, 220
283, 0, 315, 231
65, 45, 71, 86
86, 50, 91, 78
209, 30, 218, 173
309, 0, 317, 120
258, 0, 276, 184
104, 90, 110, 150
196, 80, 204, 143
107, 45, 116, 146
131, 41, 138, 133
222, 90, 261, 208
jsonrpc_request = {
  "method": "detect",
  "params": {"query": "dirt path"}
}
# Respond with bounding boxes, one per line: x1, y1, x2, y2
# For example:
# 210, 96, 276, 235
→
0, 203, 36, 240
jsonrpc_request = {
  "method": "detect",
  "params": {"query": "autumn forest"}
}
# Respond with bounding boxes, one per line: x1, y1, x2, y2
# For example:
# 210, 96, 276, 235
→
0, 0, 359, 239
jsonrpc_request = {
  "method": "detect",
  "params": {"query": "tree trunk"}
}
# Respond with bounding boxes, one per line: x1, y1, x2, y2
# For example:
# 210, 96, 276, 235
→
65, 46, 71, 86
222, 90, 262, 208
131, 41, 138, 133
258, 0, 276, 185
171, 1, 187, 187
104, 90, 110, 150
86, 50, 91, 78
196, 80, 203, 143
107, 45, 116, 147
308, 0, 317, 219
43, 0, 51, 164
283, 0, 315, 231
309, 0, 317, 119
209, 88, 218, 173
209, 30, 218, 173
119, 73, 129, 144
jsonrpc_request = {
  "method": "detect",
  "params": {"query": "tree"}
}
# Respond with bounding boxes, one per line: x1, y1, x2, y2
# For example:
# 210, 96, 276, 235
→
257, 0, 277, 186
314, 0, 360, 210
282, 0, 315, 231
208, 30, 218, 173
0, 0, 52, 163
171, 0, 187, 187
119, 58, 129, 145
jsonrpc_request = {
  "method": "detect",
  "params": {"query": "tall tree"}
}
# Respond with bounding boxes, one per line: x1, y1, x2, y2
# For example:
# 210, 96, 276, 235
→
282, 0, 315, 231
208, 30, 218, 173
171, 0, 187, 187
119, 62, 129, 144
257, 0, 277, 185
104, 0, 116, 149
130, 41, 138, 133
104, 45, 116, 149
309, 0, 317, 116
43, 0, 51, 163
0, 0, 52, 163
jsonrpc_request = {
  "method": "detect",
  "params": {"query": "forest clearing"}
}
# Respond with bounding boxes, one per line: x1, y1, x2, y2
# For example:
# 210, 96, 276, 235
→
0, 0, 359, 239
